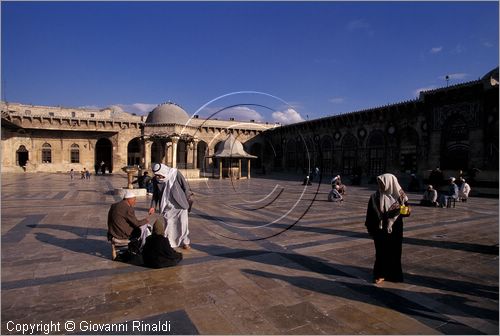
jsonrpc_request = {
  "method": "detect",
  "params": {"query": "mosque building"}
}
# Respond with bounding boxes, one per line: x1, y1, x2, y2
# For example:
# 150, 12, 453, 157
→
248, 67, 498, 191
1, 67, 498, 190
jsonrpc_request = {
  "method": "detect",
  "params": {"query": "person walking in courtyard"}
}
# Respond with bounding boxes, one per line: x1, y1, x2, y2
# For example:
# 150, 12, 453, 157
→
69, 169, 75, 180
365, 173, 408, 284
149, 163, 193, 250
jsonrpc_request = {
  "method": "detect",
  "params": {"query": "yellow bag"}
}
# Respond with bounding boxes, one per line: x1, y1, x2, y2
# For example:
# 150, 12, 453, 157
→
400, 205, 411, 217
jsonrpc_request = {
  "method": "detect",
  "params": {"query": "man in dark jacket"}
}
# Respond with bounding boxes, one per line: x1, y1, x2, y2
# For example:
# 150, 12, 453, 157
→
107, 191, 150, 241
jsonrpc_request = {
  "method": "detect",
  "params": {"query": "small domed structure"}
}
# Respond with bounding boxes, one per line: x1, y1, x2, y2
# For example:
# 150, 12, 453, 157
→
214, 134, 257, 158
145, 102, 190, 124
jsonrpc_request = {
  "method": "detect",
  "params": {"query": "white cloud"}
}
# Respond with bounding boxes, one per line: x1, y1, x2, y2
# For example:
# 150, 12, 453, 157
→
430, 46, 443, 54
413, 86, 437, 97
272, 108, 305, 125
482, 41, 493, 48
201, 106, 264, 121
215, 106, 264, 121
347, 19, 374, 35
329, 97, 344, 104
110, 103, 157, 115
347, 19, 370, 31
78, 105, 101, 110
131, 103, 157, 113
108, 105, 125, 113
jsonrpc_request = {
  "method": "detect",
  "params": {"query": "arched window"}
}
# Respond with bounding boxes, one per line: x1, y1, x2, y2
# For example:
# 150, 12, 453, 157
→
70, 144, 80, 163
197, 140, 208, 170
441, 117, 470, 170
16, 145, 29, 166
42, 143, 52, 163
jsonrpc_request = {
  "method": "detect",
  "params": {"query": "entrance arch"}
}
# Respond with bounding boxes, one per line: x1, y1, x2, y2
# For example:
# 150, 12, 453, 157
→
95, 138, 113, 173
441, 117, 470, 170
127, 138, 142, 166
177, 140, 188, 169
16, 145, 29, 167
197, 140, 208, 171
151, 140, 164, 164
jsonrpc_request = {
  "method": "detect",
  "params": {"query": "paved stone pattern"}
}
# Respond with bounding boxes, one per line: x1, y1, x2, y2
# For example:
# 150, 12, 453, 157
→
1, 173, 498, 335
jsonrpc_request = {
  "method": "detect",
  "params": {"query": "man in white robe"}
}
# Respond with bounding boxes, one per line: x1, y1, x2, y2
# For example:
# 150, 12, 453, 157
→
149, 163, 193, 249
458, 178, 471, 201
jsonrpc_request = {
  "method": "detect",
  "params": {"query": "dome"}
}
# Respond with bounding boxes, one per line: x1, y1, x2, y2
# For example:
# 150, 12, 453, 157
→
145, 102, 190, 124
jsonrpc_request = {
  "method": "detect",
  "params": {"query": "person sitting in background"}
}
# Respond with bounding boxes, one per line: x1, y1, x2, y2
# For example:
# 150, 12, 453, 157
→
331, 175, 346, 194
458, 177, 471, 202
142, 218, 183, 269
133, 171, 153, 194
420, 185, 438, 207
438, 177, 459, 208
328, 184, 343, 202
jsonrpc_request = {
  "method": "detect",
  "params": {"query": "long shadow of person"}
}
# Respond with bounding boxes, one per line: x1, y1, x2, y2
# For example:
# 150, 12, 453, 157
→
194, 244, 498, 301
242, 269, 497, 334
34, 232, 110, 260
28, 224, 107, 238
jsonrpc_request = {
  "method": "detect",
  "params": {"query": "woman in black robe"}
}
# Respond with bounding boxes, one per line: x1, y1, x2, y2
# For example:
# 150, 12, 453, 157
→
142, 218, 183, 269
365, 173, 408, 284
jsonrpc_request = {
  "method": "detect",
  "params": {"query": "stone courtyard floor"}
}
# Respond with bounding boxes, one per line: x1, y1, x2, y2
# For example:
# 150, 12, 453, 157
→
1, 172, 498, 335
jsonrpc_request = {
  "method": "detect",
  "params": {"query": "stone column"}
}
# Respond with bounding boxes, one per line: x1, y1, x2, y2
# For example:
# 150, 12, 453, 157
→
164, 141, 171, 165
247, 159, 251, 179
144, 140, 152, 169
193, 139, 199, 169
171, 136, 179, 168
238, 159, 242, 179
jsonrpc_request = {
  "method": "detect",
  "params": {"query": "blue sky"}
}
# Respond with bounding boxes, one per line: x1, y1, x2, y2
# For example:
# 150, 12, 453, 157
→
2, 1, 498, 124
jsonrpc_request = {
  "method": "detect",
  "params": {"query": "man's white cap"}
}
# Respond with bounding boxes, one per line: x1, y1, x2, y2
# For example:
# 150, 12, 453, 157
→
151, 163, 161, 174
124, 190, 136, 199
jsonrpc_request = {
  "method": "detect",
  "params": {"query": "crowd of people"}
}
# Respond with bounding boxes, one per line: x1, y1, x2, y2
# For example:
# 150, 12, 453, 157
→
420, 176, 471, 208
